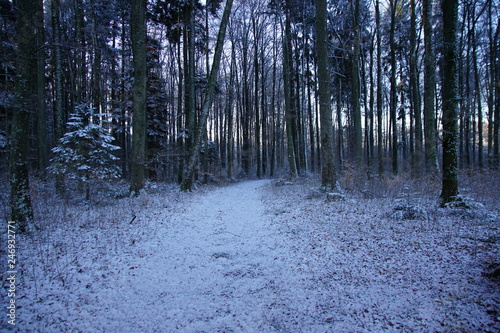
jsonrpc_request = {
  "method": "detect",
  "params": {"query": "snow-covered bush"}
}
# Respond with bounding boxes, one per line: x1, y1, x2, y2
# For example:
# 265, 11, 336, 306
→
48, 104, 121, 198
390, 202, 428, 220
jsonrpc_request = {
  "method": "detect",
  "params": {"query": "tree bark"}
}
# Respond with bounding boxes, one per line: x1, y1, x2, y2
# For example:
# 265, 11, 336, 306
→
367, 35, 375, 176
253, 16, 261, 178
129, 0, 147, 195
410, 0, 423, 177
389, 0, 399, 175
241, 22, 251, 176
226, 42, 236, 179
352, 0, 363, 167
471, 6, 483, 168
440, 0, 460, 205
51, 0, 65, 193
10, 0, 36, 231
494, 19, 500, 169
487, 2, 494, 168
315, 0, 337, 189
422, 0, 439, 175
376, 0, 384, 177
36, 0, 47, 178
282, 3, 298, 178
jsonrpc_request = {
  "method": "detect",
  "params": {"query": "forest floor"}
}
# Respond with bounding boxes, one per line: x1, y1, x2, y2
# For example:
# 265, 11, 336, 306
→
1, 175, 500, 332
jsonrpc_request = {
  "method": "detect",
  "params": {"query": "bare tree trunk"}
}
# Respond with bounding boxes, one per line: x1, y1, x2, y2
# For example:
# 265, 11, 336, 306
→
226, 42, 236, 179
494, 19, 500, 169
410, 0, 423, 177
315, 0, 337, 189
241, 23, 251, 176
185, 1, 196, 174
367, 35, 375, 176
422, 0, 439, 175
376, 0, 384, 177
74, 0, 86, 104
51, 0, 65, 193
129, 0, 147, 195
440, 0, 460, 205
270, 21, 279, 177
487, 2, 495, 168
253, 16, 261, 178
261, 45, 268, 176
181, 0, 234, 191
306, 42, 316, 172
121, 10, 129, 179
472, 11, 483, 169
337, 75, 344, 170
282, 4, 297, 178
36, 0, 47, 179
389, 0, 399, 175
10, 0, 36, 231
352, 0, 363, 167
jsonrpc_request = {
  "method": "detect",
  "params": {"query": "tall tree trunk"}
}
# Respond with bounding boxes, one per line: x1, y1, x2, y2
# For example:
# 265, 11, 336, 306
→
291, 35, 303, 174
253, 17, 261, 178
270, 21, 279, 177
261, 45, 268, 176
367, 35, 375, 176
315, 0, 337, 189
422, 0, 439, 175
352, 0, 363, 167
306, 40, 316, 172
51, 0, 64, 140
36, 0, 47, 178
129, 0, 147, 195
226, 42, 236, 179
487, 2, 495, 168
282, 4, 297, 178
463, 8, 472, 167
75, 0, 86, 104
410, 0, 423, 177
494, 19, 500, 169
181, 0, 234, 191
440, 0, 460, 205
241, 25, 251, 176
121, 9, 129, 179
51, 0, 65, 193
185, 1, 196, 174
471, 10, 483, 168
376, 0, 384, 176
296, 42, 307, 174
10, 0, 36, 231
337, 74, 344, 170
90, 4, 102, 116
389, 0, 399, 175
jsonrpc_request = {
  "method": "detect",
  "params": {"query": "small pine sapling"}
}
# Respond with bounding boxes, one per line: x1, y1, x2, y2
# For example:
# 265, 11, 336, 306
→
48, 103, 121, 200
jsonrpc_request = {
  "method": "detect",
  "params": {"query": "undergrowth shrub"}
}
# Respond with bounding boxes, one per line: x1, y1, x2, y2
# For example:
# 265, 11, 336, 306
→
48, 103, 121, 200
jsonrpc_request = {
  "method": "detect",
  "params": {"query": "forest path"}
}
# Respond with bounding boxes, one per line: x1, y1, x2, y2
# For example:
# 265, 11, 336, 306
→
19, 178, 499, 332
98, 179, 307, 332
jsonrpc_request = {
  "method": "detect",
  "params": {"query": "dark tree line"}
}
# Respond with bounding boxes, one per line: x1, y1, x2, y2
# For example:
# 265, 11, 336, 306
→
2, 0, 499, 226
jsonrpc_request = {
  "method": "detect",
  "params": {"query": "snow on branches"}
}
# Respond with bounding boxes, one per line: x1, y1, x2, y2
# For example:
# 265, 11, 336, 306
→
48, 103, 121, 185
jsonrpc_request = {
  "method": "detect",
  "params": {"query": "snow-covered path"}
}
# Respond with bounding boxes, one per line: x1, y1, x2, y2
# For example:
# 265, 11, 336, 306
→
89, 179, 305, 332
14, 178, 499, 332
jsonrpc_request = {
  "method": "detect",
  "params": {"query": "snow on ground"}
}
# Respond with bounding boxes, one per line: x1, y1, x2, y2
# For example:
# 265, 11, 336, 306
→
2, 178, 500, 332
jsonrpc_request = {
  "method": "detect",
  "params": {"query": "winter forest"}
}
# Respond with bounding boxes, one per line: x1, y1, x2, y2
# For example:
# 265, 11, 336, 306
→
1, 0, 500, 331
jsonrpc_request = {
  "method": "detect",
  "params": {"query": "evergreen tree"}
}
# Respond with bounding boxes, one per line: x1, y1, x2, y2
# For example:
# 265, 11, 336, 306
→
49, 104, 121, 199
